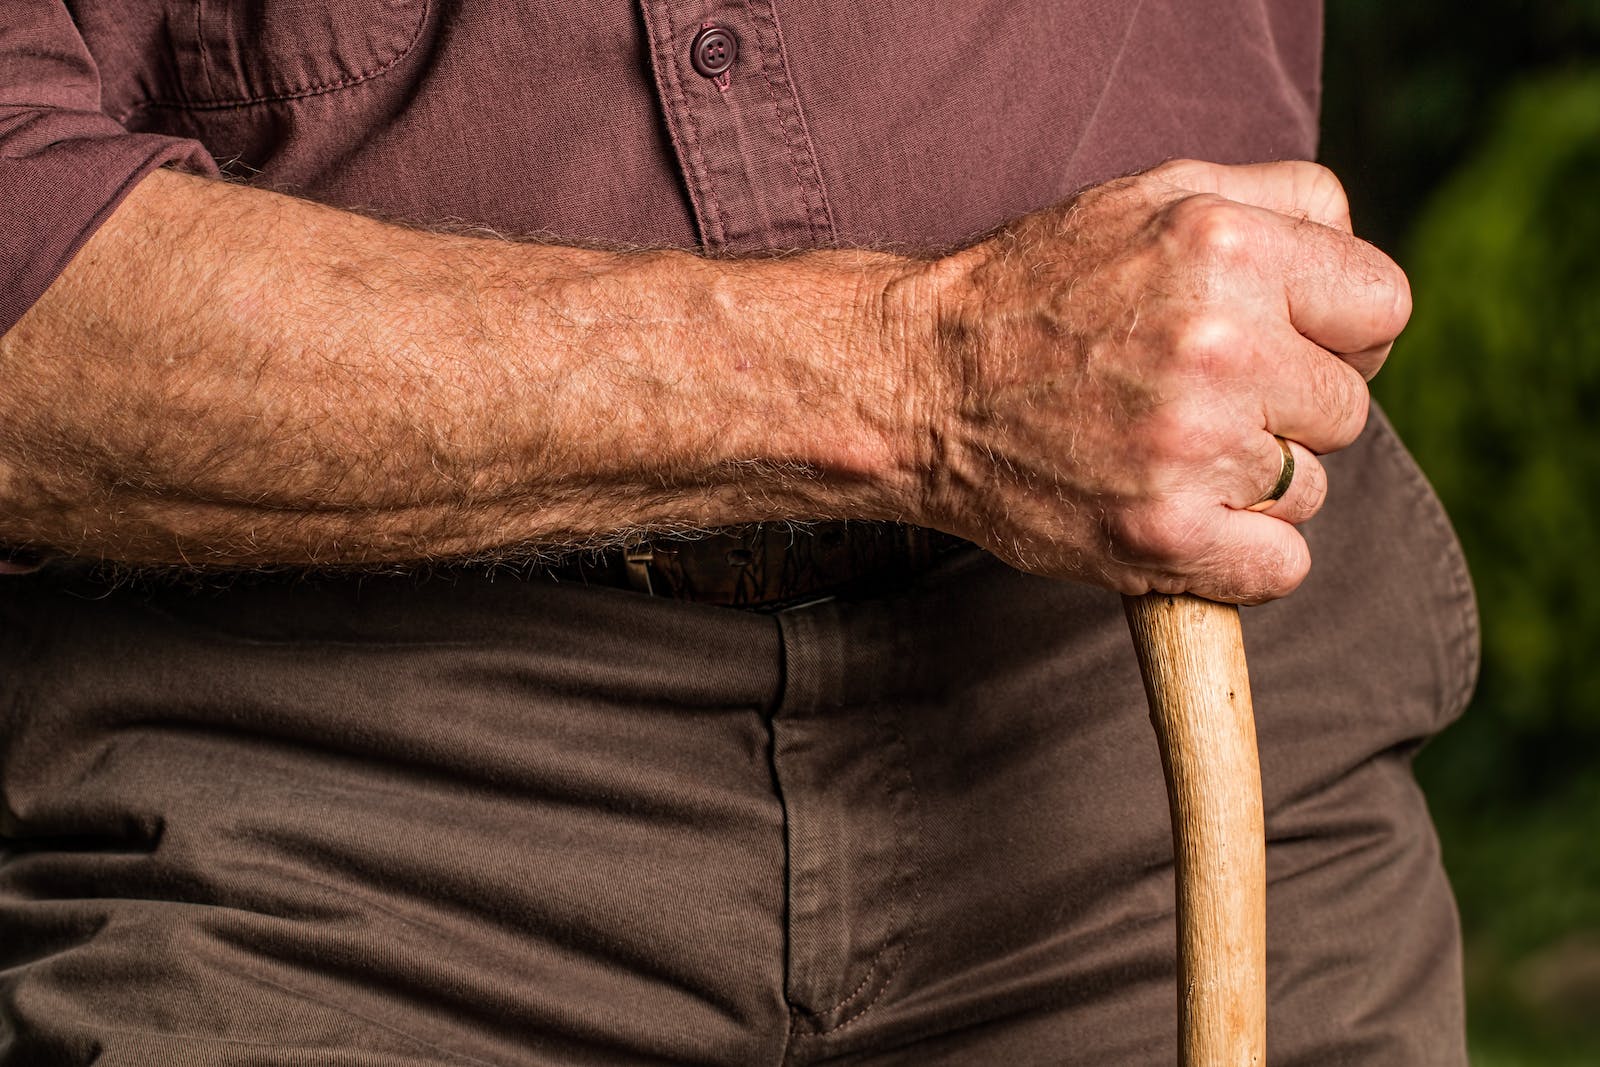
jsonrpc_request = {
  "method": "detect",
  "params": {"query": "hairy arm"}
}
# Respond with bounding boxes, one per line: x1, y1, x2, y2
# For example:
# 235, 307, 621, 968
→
0, 168, 933, 566
0, 160, 1410, 602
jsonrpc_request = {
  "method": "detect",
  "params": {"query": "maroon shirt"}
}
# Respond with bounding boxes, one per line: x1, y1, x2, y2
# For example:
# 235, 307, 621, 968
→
0, 18, 1480, 1058
2, 0, 1322, 332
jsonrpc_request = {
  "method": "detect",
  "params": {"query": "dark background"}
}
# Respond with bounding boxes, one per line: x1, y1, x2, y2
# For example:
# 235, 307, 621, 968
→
1320, 3, 1600, 1061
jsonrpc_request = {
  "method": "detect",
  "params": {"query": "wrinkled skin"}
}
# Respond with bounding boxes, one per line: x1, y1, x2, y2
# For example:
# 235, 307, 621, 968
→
912, 159, 1410, 604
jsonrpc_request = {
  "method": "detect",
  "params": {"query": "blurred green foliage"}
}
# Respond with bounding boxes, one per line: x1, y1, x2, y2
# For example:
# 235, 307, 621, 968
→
1322, 8, 1600, 1059
1384, 75, 1600, 750
1380, 76, 1600, 1058
1323, 0, 1600, 253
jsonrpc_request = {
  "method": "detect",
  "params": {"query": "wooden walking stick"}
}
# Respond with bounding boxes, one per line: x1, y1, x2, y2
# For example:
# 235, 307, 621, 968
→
1124, 592, 1266, 1066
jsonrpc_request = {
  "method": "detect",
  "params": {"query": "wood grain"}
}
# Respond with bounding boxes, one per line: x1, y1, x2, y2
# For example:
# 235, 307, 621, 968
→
1124, 592, 1267, 1066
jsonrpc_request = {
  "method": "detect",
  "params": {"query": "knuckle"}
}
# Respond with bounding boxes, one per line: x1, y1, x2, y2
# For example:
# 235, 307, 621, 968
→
1276, 539, 1313, 594
1146, 158, 1207, 187
1343, 382, 1372, 441
1387, 263, 1414, 330
1347, 245, 1412, 338
1170, 311, 1248, 376
1169, 195, 1255, 262
1139, 400, 1214, 466
1291, 458, 1329, 520
1317, 364, 1371, 446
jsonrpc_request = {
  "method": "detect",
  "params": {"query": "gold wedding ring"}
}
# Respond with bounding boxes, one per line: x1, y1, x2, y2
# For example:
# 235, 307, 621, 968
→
1247, 435, 1296, 512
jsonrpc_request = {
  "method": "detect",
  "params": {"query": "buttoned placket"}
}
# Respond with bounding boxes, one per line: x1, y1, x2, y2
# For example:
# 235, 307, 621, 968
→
637, 0, 837, 253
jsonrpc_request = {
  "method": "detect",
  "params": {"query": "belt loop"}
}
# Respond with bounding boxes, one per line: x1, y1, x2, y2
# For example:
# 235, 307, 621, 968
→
623, 543, 656, 595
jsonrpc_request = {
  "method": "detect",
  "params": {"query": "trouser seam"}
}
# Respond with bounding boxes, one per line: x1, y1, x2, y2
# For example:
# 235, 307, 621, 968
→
764, 611, 797, 1067
786, 701, 924, 1043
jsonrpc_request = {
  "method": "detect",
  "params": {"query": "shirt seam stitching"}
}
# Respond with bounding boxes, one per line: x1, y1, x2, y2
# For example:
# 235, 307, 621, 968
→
743, 0, 836, 245
116, 0, 430, 114
657, 5, 728, 248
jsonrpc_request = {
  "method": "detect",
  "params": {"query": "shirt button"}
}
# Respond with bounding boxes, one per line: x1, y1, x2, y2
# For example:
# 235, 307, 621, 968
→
691, 26, 738, 78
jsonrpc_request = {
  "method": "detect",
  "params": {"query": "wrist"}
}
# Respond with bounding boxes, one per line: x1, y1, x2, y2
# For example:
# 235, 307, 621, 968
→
700, 248, 946, 526
873, 243, 984, 535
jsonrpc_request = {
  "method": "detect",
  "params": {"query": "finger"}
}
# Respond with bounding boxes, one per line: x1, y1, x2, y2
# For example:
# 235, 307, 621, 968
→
1237, 437, 1327, 525
1269, 210, 1412, 356
1116, 508, 1312, 605
1255, 331, 1372, 453
1150, 158, 1353, 233
1157, 194, 1410, 359
1200, 509, 1313, 604
1106, 485, 1313, 604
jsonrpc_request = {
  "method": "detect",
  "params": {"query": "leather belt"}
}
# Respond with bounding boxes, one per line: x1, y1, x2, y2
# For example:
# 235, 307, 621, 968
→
540, 522, 969, 610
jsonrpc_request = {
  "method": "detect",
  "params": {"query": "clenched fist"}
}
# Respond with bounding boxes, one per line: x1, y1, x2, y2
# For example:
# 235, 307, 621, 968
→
901, 159, 1411, 604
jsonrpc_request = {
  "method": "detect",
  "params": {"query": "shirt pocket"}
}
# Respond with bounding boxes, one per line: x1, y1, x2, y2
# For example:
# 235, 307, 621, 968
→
163, 0, 428, 107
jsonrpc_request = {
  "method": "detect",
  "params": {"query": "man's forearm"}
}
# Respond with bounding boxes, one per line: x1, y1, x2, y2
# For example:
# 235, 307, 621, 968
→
0, 169, 934, 566
2, 160, 1412, 603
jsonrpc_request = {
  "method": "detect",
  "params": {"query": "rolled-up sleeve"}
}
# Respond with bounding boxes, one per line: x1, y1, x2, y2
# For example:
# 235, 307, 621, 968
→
1, 5, 218, 336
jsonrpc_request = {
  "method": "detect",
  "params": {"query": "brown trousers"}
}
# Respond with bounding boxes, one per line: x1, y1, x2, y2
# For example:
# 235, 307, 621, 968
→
0, 414, 1477, 1065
